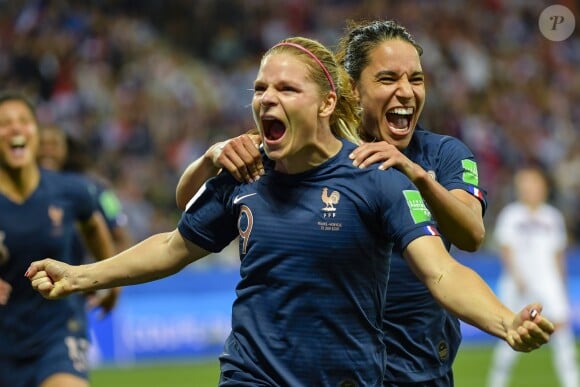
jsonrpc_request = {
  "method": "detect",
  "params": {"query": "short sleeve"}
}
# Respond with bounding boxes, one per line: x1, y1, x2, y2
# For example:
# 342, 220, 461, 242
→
66, 174, 99, 222
376, 169, 441, 252
436, 137, 488, 215
178, 173, 239, 252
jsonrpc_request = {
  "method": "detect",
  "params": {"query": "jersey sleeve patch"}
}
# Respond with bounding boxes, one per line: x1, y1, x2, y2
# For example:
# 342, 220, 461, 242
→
99, 190, 122, 219
424, 225, 440, 236
403, 190, 432, 224
461, 159, 479, 185
468, 186, 484, 200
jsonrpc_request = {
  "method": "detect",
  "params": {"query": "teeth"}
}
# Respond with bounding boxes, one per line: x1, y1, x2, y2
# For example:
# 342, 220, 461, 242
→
10, 136, 26, 146
389, 107, 413, 115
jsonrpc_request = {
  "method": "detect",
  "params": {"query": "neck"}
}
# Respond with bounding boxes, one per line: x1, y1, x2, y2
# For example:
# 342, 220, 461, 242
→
275, 135, 343, 175
524, 202, 542, 212
0, 165, 41, 203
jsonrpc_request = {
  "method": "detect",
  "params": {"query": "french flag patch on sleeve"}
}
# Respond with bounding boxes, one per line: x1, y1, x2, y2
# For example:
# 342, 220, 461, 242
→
469, 186, 484, 200
424, 225, 440, 236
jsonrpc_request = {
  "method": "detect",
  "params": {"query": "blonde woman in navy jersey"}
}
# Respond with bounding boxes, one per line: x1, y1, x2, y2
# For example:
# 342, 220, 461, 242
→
0, 93, 116, 387
28, 37, 552, 386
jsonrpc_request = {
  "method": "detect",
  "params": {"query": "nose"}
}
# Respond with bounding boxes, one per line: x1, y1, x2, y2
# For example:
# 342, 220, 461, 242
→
396, 77, 413, 100
260, 87, 278, 107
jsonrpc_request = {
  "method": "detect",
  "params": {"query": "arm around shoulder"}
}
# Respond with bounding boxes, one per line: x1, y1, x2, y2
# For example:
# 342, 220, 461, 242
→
176, 134, 264, 210
176, 152, 221, 211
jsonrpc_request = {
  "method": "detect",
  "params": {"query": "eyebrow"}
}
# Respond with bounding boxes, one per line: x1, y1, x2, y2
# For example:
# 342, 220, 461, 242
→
375, 70, 425, 78
253, 79, 302, 89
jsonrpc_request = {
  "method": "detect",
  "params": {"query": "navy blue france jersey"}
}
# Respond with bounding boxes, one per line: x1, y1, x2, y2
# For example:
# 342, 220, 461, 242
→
384, 127, 488, 383
0, 170, 97, 358
178, 138, 441, 386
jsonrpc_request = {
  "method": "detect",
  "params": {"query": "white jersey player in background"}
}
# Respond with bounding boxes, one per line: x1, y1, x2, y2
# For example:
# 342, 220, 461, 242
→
488, 166, 579, 387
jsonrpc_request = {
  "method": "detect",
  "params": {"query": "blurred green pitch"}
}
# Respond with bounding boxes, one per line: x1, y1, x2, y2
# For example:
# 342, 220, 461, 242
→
91, 342, 574, 387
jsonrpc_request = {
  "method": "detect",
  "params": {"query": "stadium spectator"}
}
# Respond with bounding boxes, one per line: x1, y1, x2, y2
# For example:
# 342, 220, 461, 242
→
0, 92, 117, 387
27, 37, 552, 386
0, 1, 577, 246
487, 166, 579, 387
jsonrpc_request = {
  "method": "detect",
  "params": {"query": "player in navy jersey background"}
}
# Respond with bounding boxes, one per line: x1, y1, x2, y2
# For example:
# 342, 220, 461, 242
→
0, 92, 116, 387
37, 124, 132, 365
176, 19, 489, 387
38, 125, 133, 256
37, 125, 128, 314
27, 37, 552, 386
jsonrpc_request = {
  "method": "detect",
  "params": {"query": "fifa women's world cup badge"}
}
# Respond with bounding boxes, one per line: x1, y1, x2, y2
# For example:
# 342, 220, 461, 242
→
0, 231, 9, 266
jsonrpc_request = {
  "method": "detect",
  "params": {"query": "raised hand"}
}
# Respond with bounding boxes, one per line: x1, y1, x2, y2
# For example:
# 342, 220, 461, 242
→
25, 258, 75, 299
505, 304, 554, 352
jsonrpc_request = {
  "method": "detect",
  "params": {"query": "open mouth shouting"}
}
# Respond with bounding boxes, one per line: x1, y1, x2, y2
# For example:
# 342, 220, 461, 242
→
261, 116, 286, 143
8, 135, 27, 159
385, 107, 414, 136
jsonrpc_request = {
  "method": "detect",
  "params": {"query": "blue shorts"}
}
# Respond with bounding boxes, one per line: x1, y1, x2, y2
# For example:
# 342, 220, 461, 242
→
384, 369, 454, 387
0, 334, 90, 387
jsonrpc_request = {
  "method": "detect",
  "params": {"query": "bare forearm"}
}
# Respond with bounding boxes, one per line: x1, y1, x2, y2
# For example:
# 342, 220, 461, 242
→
73, 231, 199, 292
412, 169, 484, 251
176, 155, 220, 210
405, 236, 553, 352
428, 262, 514, 340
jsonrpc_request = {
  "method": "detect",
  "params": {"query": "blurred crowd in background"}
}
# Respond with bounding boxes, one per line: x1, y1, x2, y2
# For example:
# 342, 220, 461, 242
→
1, 0, 578, 250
